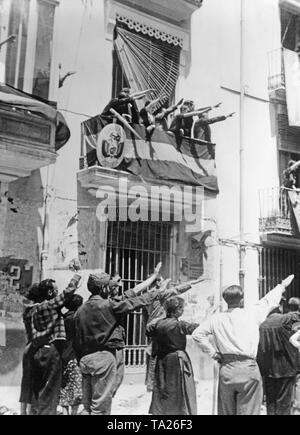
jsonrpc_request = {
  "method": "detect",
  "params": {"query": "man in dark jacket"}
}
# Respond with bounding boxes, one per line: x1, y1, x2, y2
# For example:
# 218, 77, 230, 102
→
102, 87, 150, 124
257, 297, 300, 415
193, 111, 235, 158
74, 271, 162, 415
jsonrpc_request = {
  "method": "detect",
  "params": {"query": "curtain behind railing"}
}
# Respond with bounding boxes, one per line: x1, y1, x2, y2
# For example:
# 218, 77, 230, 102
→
114, 24, 181, 108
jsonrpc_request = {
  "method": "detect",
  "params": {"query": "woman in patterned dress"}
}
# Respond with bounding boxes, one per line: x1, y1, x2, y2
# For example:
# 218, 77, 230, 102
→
59, 295, 83, 415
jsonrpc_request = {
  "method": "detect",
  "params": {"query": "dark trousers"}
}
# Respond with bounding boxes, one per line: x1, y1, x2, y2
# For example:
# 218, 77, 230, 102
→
32, 344, 62, 415
80, 351, 117, 415
20, 344, 34, 405
218, 359, 263, 415
264, 377, 296, 415
112, 349, 125, 398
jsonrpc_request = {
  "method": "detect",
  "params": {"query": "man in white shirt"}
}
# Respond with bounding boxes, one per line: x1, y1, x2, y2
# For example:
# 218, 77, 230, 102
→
192, 275, 295, 415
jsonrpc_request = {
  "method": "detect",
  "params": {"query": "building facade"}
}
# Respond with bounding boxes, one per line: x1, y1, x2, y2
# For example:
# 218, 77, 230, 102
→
2, 0, 300, 388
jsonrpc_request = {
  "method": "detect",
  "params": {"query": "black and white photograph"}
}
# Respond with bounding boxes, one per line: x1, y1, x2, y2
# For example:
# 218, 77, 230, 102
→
0, 0, 300, 418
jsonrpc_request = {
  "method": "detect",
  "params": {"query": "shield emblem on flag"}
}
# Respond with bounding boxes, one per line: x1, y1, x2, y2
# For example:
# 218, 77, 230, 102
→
96, 123, 126, 169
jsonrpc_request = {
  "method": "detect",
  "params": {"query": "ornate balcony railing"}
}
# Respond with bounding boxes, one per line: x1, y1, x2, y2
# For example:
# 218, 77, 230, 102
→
259, 187, 297, 236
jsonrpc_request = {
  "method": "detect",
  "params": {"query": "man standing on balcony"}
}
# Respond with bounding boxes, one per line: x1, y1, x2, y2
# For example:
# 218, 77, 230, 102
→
193, 110, 235, 158
282, 160, 300, 190
102, 87, 152, 124
192, 275, 294, 415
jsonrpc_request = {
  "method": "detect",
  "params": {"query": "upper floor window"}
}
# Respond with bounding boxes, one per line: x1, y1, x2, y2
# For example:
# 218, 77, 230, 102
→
32, 0, 55, 99
112, 20, 181, 106
4, 0, 56, 100
5, 0, 30, 90
281, 8, 300, 52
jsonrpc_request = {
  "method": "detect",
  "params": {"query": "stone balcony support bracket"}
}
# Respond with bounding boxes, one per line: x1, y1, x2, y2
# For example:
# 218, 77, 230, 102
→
0, 105, 57, 182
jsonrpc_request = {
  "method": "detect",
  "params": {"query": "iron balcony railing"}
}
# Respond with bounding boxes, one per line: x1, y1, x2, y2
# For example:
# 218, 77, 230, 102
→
268, 48, 285, 91
259, 187, 296, 235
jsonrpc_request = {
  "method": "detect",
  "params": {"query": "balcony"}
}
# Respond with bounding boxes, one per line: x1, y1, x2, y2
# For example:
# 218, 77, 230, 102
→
0, 102, 57, 183
259, 187, 300, 247
268, 48, 286, 101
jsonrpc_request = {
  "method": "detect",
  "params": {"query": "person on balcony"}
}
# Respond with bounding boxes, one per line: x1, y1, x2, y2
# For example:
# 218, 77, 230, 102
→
193, 110, 235, 159
102, 87, 153, 124
282, 160, 300, 190
139, 97, 163, 139
168, 100, 195, 146
154, 98, 184, 131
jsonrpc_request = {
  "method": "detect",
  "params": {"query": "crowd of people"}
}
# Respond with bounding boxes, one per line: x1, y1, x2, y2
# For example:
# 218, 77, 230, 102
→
101, 87, 235, 148
18, 259, 300, 416
18, 261, 202, 415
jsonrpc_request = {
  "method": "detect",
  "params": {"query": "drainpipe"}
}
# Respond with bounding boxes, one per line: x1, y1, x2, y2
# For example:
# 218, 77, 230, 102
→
239, 0, 246, 290
40, 167, 51, 281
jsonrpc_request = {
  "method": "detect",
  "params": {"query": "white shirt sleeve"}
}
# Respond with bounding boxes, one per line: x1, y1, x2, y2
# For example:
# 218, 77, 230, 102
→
192, 319, 216, 357
252, 284, 285, 325
290, 330, 300, 350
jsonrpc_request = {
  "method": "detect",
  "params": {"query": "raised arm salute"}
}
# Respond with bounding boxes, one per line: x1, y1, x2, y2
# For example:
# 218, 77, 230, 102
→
192, 275, 294, 416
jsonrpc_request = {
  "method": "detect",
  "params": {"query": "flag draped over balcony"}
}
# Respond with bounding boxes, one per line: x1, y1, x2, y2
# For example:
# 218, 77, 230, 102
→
82, 115, 218, 193
0, 83, 70, 150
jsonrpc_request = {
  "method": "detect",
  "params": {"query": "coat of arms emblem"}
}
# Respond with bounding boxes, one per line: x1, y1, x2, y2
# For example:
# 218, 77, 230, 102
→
96, 124, 126, 169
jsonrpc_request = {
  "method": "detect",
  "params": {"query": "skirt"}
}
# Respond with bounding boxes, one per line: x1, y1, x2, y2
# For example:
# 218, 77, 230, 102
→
149, 350, 197, 416
59, 359, 82, 407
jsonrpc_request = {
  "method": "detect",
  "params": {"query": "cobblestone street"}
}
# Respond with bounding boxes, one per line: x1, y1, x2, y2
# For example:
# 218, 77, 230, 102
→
0, 378, 214, 416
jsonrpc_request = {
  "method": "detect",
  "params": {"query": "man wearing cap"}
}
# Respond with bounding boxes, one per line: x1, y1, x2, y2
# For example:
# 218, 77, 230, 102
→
192, 275, 295, 415
74, 268, 162, 415
257, 297, 300, 415
102, 87, 143, 124
169, 100, 195, 146
193, 111, 235, 159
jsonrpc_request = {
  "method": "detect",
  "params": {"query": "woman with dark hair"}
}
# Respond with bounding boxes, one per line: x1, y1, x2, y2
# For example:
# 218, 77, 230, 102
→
59, 294, 84, 415
147, 296, 199, 415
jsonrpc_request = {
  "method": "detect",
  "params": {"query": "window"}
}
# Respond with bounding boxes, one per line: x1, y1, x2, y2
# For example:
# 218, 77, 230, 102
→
112, 21, 181, 106
4, 0, 56, 99
32, 0, 55, 99
112, 47, 129, 98
5, 0, 30, 89
281, 8, 300, 52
